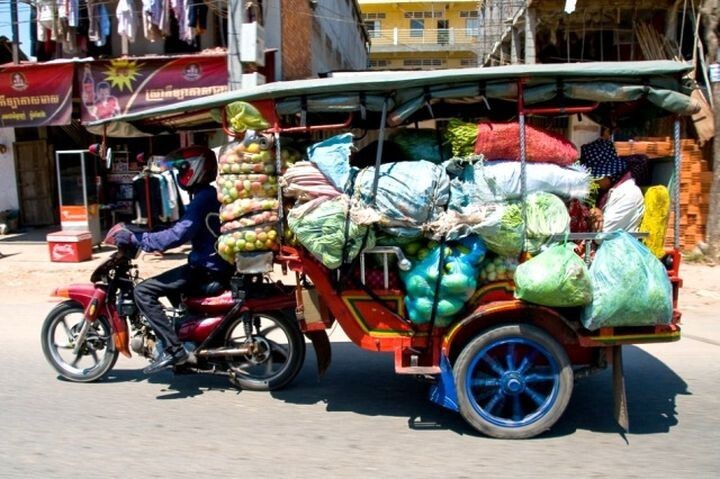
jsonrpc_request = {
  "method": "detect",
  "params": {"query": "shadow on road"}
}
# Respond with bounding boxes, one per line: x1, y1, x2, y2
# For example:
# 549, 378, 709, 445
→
274, 342, 473, 434
550, 345, 690, 437
87, 343, 689, 438
90, 366, 236, 399
272, 343, 689, 438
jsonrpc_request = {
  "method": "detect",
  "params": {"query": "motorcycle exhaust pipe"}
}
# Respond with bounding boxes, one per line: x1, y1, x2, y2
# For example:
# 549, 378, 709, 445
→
195, 346, 253, 358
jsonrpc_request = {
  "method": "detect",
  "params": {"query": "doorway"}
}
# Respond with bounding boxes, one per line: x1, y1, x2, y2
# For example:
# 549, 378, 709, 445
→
437, 20, 449, 44
13, 140, 57, 226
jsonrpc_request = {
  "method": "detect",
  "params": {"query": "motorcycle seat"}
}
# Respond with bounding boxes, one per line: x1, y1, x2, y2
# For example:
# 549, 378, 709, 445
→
186, 280, 227, 298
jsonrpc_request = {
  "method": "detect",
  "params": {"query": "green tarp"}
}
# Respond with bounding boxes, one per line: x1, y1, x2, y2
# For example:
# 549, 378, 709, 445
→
88, 60, 700, 135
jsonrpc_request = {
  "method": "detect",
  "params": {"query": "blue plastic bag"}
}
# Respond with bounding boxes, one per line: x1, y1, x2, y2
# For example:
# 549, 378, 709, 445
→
307, 133, 355, 191
400, 236, 487, 327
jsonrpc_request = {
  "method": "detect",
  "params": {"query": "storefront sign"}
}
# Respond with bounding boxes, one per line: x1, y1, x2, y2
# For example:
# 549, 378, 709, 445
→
0, 63, 74, 127
78, 55, 228, 123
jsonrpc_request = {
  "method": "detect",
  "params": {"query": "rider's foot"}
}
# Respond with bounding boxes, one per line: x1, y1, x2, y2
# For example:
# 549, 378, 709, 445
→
143, 347, 189, 374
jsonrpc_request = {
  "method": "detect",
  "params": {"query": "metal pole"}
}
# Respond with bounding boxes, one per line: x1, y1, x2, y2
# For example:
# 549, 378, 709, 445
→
228, 0, 245, 90
370, 98, 389, 206
11, 0, 19, 64
518, 80, 528, 254
673, 118, 682, 249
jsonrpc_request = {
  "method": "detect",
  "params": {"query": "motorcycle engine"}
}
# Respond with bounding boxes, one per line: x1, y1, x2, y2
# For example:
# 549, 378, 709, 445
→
130, 331, 157, 359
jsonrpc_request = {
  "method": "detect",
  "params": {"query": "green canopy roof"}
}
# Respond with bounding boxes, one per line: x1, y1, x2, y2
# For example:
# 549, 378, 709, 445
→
89, 61, 700, 135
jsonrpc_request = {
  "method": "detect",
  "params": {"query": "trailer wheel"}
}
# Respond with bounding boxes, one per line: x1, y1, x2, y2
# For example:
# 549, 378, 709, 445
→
454, 324, 573, 439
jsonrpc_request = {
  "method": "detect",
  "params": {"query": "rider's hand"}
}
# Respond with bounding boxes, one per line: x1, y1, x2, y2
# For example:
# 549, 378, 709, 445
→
114, 229, 138, 248
104, 223, 139, 249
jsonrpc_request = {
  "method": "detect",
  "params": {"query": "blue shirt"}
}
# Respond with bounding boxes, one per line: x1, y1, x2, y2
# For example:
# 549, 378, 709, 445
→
138, 185, 230, 273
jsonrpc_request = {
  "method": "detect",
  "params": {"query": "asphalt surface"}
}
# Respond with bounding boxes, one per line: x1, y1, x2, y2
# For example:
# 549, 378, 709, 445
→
1, 231, 719, 478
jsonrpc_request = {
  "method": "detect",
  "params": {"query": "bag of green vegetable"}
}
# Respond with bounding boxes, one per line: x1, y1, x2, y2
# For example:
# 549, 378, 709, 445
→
514, 243, 593, 307
444, 119, 479, 158
287, 196, 374, 269
474, 202, 524, 257
524, 192, 571, 252
400, 236, 487, 327
581, 231, 673, 331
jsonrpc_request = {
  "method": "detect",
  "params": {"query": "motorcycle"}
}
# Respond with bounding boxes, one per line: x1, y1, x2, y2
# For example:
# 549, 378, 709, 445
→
40, 245, 311, 391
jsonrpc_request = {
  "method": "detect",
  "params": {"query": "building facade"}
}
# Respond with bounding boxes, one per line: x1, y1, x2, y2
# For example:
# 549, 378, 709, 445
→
358, 0, 482, 70
0, 0, 368, 227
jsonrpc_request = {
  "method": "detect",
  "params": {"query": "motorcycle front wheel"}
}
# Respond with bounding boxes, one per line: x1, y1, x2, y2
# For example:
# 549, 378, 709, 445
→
223, 310, 305, 391
41, 301, 119, 382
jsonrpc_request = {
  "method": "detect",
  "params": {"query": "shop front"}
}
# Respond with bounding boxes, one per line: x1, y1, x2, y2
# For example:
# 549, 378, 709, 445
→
0, 54, 228, 244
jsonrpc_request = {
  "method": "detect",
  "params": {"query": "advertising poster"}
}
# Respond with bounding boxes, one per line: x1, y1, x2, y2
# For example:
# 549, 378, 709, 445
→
0, 63, 74, 127
78, 55, 228, 123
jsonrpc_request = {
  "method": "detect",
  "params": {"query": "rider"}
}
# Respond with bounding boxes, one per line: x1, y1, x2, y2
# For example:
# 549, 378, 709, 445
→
108, 145, 232, 374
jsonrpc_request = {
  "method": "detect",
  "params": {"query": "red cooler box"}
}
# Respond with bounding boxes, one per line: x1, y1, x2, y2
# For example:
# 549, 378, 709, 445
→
47, 231, 93, 262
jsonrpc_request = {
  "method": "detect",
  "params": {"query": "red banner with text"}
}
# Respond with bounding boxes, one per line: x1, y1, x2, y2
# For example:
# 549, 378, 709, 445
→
0, 63, 73, 127
77, 55, 228, 123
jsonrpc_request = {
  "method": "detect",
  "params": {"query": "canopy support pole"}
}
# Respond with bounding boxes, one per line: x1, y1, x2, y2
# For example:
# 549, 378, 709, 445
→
673, 118, 682, 249
370, 97, 389, 206
518, 79, 528, 255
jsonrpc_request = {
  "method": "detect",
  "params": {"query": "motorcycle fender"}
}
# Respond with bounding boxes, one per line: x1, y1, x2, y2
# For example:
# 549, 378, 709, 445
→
304, 330, 331, 377
51, 283, 97, 306
53, 285, 131, 358
109, 308, 131, 358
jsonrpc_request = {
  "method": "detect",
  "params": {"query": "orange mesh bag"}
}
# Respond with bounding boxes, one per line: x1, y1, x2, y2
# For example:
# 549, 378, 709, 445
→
474, 122, 579, 166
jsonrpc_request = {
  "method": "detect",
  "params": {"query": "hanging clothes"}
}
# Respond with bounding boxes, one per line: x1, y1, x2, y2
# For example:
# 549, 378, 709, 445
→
161, 170, 182, 221
133, 171, 184, 227
57, 0, 79, 53
117, 0, 138, 42
97, 4, 111, 46
88, 0, 99, 43
36, 0, 58, 42
160, 0, 173, 37
133, 173, 164, 227
170, 0, 192, 44
142, 0, 164, 41
67, 0, 79, 28
187, 1, 208, 36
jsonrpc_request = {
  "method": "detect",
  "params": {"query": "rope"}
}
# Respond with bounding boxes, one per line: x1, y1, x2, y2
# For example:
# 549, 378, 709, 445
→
673, 118, 681, 249
274, 132, 285, 245
519, 111, 528, 254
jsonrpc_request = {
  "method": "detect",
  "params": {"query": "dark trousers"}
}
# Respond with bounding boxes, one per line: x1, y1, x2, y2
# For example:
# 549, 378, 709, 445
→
134, 264, 225, 351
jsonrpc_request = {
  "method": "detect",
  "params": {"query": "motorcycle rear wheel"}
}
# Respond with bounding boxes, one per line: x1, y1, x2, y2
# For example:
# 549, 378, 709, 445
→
223, 310, 305, 391
41, 301, 119, 382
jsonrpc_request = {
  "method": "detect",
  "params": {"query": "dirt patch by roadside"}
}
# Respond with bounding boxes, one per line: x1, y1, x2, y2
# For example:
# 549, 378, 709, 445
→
0, 245, 189, 303
2, 240, 719, 311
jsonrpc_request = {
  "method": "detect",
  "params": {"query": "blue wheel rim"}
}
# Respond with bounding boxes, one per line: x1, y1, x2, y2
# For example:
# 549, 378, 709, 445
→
464, 337, 561, 429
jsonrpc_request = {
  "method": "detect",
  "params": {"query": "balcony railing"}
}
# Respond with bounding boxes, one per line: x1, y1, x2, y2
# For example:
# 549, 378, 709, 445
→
369, 28, 479, 48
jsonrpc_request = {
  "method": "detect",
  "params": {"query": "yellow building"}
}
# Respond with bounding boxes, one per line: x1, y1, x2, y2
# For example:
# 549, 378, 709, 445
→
358, 1, 484, 70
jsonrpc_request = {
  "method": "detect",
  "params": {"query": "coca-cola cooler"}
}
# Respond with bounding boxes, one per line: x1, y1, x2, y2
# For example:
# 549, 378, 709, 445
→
54, 150, 102, 246
46, 231, 93, 262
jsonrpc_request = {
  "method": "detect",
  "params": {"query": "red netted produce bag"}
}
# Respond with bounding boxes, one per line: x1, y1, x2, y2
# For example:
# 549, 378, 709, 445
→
474, 122, 579, 165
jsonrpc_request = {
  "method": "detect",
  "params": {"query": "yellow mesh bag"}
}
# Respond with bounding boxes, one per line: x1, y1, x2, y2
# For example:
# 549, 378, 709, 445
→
639, 185, 670, 258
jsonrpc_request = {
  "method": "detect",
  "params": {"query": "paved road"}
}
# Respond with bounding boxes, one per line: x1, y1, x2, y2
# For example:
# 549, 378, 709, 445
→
1, 296, 719, 478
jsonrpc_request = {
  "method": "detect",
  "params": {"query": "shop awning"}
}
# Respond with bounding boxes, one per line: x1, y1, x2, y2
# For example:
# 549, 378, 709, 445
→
89, 60, 700, 135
